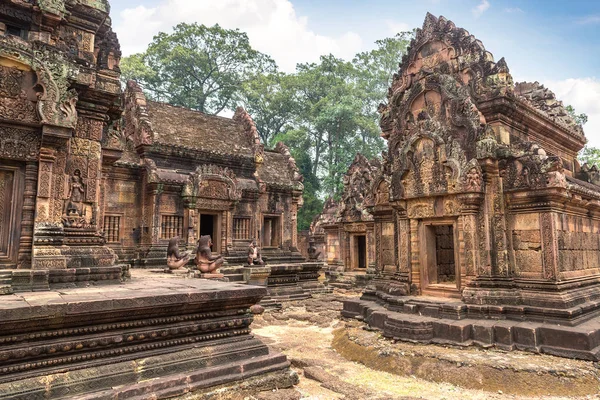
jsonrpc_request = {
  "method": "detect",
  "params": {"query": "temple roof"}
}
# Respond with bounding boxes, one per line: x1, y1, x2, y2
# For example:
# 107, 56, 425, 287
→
514, 82, 585, 138
260, 150, 296, 187
145, 101, 255, 158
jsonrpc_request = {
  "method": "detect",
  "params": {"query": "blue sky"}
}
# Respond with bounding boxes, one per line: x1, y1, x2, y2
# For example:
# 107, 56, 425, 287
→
110, 0, 600, 146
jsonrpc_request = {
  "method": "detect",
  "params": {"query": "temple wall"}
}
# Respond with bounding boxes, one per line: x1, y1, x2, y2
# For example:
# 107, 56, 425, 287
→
556, 213, 600, 279
324, 228, 341, 265
509, 213, 543, 279
102, 172, 143, 248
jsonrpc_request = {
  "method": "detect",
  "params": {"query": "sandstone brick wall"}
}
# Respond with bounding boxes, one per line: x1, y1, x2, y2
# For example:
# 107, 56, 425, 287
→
512, 229, 543, 276
557, 215, 600, 277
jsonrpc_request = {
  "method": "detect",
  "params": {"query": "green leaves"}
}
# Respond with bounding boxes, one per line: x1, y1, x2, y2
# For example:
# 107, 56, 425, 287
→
579, 146, 600, 168
121, 23, 275, 114
566, 105, 589, 126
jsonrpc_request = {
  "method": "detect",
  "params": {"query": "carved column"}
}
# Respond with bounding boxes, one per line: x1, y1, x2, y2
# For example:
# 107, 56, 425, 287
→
409, 219, 421, 293
17, 161, 38, 269
459, 193, 483, 280
35, 148, 56, 225
540, 212, 558, 281
396, 208, 411, 278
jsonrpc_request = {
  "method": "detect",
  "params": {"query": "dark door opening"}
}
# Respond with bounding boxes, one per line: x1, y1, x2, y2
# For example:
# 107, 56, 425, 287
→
0, 164, 23, 268
434, 225, 455, 283
357, 235, 367, 269
199, 213, 218, 253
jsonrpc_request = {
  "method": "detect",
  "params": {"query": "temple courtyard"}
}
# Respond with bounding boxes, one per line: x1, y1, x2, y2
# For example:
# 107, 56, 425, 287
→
240, 288, 600, 400
1, 0, 600, 398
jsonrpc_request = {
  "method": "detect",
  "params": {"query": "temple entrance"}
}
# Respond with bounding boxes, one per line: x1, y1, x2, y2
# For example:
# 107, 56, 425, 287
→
354, 235, 367, 269
263, 216, 281, 248
421, 221, 459, 296
0, 163, 24, 268
199, 213, 220, 253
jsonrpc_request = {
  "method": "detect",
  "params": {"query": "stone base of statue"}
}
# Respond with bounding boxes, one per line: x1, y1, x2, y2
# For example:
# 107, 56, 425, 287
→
197, 272, 227, 281
0, 275, 296, 399
164, 268, 189, 275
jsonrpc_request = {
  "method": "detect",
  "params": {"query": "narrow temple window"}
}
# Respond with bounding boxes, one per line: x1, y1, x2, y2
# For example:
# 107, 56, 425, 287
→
161, 215, 183, 240
103, 216, 121, 243
234, 217, 251, 240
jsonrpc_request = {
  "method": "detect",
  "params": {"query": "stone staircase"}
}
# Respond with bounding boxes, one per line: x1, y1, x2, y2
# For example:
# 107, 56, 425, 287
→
219, 266, 245, 283
0, 271, 12, 295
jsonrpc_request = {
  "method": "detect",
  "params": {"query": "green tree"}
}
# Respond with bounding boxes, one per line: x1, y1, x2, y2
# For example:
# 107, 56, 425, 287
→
240, 72, 298, 147
579, 146, 600, 168
121, 23, 275, 114
566, 105, 589, 126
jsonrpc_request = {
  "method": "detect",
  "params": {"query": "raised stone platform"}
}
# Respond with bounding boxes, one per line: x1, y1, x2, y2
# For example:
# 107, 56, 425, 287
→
325, 267, 376, 290
0, 276, 296, 399
343, 294, 600, 361
0, 265, 130, 294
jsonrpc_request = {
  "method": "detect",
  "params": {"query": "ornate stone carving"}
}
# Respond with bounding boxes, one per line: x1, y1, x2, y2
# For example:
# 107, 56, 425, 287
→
0, 37, 81, 129
182, 165, 241, 205
0, 66, 39, 124
338, 154, 380, 223
0, 126, 40, 161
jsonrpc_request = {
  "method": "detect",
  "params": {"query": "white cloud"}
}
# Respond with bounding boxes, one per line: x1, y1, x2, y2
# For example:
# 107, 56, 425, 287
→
544, 78, 600, 147
114, 0, 364, 72
577, 15, 600, 25
472, 0, 490, 18
504, 7, 524, 13
386, 20, 411, 35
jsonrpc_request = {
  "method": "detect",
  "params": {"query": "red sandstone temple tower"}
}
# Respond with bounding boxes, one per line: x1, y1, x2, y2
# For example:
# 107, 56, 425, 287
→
0, 0, 125, 290
343, 14, 600, 359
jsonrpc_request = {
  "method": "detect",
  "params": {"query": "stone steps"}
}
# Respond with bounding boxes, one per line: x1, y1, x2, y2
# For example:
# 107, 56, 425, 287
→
343, 297, 600, 361
0, 271, 12, 295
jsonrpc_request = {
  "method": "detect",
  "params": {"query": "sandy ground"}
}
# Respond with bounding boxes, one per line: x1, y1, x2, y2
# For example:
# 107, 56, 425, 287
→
247, 290, 600, 400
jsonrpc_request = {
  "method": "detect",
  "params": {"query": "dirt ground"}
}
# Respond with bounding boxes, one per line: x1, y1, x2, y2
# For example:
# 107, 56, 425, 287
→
246, 289, 600, 400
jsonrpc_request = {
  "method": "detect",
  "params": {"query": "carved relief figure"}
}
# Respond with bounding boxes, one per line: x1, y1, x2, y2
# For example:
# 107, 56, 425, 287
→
166, 236, 190, 270
63, 169, 87, 227
195, 235, 224, 273
247, 239, 265, 265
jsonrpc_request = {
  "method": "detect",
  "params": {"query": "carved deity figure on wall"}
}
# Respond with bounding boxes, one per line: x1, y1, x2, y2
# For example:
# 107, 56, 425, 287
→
166, 237, 190, 270
195, 235, 224, 273
247, 239, 265, 265
464, 166, 483, 192
66, 169, 85, 216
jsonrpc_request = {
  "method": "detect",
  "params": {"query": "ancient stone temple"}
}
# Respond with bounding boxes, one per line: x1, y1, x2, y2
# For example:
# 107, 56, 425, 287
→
311, 155, 383, 287
105, 82, 305, 267
0, 1, 297, 397
0, 0, 126, 289
344, 13, 600, 360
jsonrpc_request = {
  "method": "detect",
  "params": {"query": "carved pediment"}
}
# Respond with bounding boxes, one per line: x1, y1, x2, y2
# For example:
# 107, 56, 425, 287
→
338, 154, 379, 222
182, 165, 241, 204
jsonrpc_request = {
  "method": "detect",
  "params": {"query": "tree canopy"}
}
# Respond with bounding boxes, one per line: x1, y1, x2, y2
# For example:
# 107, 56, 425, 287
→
120, 23, 276, 114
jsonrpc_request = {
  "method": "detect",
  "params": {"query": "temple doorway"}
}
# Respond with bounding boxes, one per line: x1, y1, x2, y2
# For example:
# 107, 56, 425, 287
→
0, 163, 24, 268
354, 235, 367, 269
263, 216, 281, 248
199, 213, 220, 253
421, 221, 459, 296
